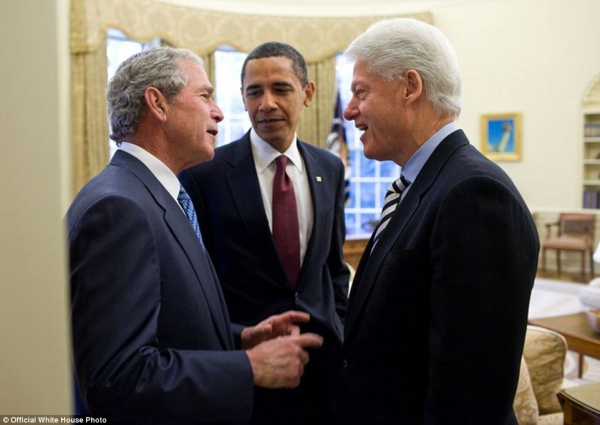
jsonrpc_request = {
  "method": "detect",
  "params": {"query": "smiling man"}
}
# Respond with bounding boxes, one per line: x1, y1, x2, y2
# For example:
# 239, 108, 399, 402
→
67, 46, 324, 423
334, 18, 539, 425
180, 42, 350, 425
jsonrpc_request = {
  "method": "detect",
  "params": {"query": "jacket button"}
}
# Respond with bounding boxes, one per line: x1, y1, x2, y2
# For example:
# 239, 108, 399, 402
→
294, 292, 299, 301
342, 359, 348, 369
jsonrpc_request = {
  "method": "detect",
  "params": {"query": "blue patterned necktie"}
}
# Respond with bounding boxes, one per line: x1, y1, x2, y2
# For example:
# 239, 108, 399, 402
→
372, 175, 411, 249
177, 186, 204, 246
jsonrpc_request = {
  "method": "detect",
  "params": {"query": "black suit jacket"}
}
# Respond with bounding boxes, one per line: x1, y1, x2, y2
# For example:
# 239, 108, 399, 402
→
68, 150, 253, 424
180, 132, 350, 424
335, 130, 540, 425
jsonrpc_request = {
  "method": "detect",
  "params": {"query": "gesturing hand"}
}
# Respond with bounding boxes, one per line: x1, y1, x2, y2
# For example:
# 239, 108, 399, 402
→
241, 310, 310, 349
246, 332, 324, 389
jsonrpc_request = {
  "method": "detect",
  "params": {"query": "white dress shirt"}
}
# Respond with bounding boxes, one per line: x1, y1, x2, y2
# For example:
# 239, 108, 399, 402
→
249, 129, 314, 266
119, 142, 182, 210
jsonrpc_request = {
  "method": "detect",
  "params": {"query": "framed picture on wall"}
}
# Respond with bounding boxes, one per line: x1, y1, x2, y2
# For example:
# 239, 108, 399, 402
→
480, 112, 522, 161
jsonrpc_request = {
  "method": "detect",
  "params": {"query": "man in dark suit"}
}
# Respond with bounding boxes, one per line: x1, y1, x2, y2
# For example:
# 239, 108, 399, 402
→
180, 42, 349, 424
334, 19, 540, 425
67, 46, 323, 424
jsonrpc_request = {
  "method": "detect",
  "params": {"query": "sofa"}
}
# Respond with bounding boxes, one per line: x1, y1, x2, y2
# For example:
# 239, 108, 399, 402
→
513, 325, 573, 425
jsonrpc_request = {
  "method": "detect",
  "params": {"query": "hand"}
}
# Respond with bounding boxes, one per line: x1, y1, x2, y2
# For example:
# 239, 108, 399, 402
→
246, 333, 324, 389
241, 310, 310, 349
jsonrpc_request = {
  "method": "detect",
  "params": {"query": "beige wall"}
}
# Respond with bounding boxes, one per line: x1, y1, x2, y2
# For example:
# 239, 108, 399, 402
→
435, 0, 600, 211
0, 0, 72, 415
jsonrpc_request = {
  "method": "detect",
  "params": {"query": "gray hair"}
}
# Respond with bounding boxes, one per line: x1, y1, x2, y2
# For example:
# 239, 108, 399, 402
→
107, 46, 204, 145
241, 41, 309, 87
345, 18, 462, 117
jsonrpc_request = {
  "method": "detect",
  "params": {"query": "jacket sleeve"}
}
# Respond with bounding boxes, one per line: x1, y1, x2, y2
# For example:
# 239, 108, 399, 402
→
425, 175, 539, 424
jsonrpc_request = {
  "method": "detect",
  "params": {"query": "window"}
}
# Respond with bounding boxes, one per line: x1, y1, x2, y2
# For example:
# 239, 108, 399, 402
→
106, 29, 161, 157
213, 48, 251, 147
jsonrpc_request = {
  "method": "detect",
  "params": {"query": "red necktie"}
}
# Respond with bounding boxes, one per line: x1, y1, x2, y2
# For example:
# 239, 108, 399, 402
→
272, 155, 300, 289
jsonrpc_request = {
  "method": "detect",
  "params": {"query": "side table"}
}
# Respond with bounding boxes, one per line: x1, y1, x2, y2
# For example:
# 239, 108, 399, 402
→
558, 382, 600, 424
528, 312, 600, 377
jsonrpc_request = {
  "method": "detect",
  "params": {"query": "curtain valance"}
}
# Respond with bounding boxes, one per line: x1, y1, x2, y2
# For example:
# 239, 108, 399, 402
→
71, 0, 432, 61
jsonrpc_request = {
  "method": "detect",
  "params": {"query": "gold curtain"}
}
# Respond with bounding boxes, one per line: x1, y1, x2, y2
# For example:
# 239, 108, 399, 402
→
201, 52, 216, 87
70, 0, 109, 197
298, 56, 337, 149
69, 0, 433, 197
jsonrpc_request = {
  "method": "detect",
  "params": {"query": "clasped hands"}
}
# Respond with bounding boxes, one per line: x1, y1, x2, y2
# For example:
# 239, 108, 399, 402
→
243, 311, 323, 389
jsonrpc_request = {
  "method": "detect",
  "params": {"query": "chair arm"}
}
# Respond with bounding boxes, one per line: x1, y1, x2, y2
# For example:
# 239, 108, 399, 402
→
544, 221, 560, 238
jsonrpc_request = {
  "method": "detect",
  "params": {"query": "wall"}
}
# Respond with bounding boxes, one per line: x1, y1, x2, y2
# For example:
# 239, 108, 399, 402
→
433, 0, 600, 272
0, 0, 72, 414
432, 0, 600, 211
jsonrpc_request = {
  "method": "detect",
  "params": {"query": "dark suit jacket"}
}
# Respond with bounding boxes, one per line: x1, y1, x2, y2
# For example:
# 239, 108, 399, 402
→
335, 130, 540, 425
68, 150, 254, 424
179, 132, 350, 424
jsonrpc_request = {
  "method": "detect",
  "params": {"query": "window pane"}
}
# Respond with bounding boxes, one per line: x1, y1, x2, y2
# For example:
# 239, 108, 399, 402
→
380, 160, 399, 178
106, 29, 161, 158
214, 49, 251, 147
359, 182, 376, 209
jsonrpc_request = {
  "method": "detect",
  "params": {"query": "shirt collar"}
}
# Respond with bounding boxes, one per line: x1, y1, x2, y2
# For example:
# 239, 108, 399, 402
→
249, 128, 304, 174
401, 121, 458, 184
119, 142, 181, 200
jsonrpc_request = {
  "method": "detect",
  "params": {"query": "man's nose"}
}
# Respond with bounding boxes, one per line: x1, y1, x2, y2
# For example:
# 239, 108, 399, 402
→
344, 98, 357, 121
259, 91, 277, 111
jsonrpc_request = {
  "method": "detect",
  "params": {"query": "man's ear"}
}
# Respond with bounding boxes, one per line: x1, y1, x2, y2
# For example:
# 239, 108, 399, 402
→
403, 70, 423, 104
145, 87, 168, 122
303, 81, 316, 107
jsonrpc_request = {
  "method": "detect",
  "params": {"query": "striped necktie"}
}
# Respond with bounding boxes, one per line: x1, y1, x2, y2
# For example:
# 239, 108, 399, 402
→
372, 175, 410, 248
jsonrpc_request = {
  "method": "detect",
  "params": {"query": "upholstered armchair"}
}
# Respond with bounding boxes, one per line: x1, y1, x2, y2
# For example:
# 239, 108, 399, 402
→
513, 325, 574, 425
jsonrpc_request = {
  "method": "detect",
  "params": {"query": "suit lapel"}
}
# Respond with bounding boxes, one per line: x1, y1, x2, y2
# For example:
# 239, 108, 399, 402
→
163, 208, 232, 348
112, 151, 233, 349
297, 143, 324, 287
344, 131, 470, 336
223, 136, 278, 255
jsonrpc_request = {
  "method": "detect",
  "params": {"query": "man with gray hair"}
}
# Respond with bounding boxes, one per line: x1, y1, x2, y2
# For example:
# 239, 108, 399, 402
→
335, 18, 539, 424
67, 46, 323, 423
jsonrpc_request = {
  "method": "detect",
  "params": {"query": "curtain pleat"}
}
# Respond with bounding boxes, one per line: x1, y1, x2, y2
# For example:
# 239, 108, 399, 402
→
298, 56, 337, 149
70, 34, 109, 197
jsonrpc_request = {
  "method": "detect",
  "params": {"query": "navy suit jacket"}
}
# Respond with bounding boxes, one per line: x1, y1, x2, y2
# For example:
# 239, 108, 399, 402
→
335, 130, 540, 425
68, 150, 253, 424
179, 132, 349, 423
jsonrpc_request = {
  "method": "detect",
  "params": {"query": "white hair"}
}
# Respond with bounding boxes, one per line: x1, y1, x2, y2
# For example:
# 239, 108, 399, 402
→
345, 18, 462, 117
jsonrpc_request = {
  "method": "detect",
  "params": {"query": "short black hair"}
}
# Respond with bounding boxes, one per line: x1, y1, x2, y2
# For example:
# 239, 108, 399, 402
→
241, 41, 309, 86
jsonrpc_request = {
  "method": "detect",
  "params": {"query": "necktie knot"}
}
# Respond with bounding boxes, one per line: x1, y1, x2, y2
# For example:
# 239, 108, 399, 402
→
177, 186, 204, 246
275, 155, 288, 173
177, 186, 193, 213
389, 175, 410, 196
372, 175, 411, 249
